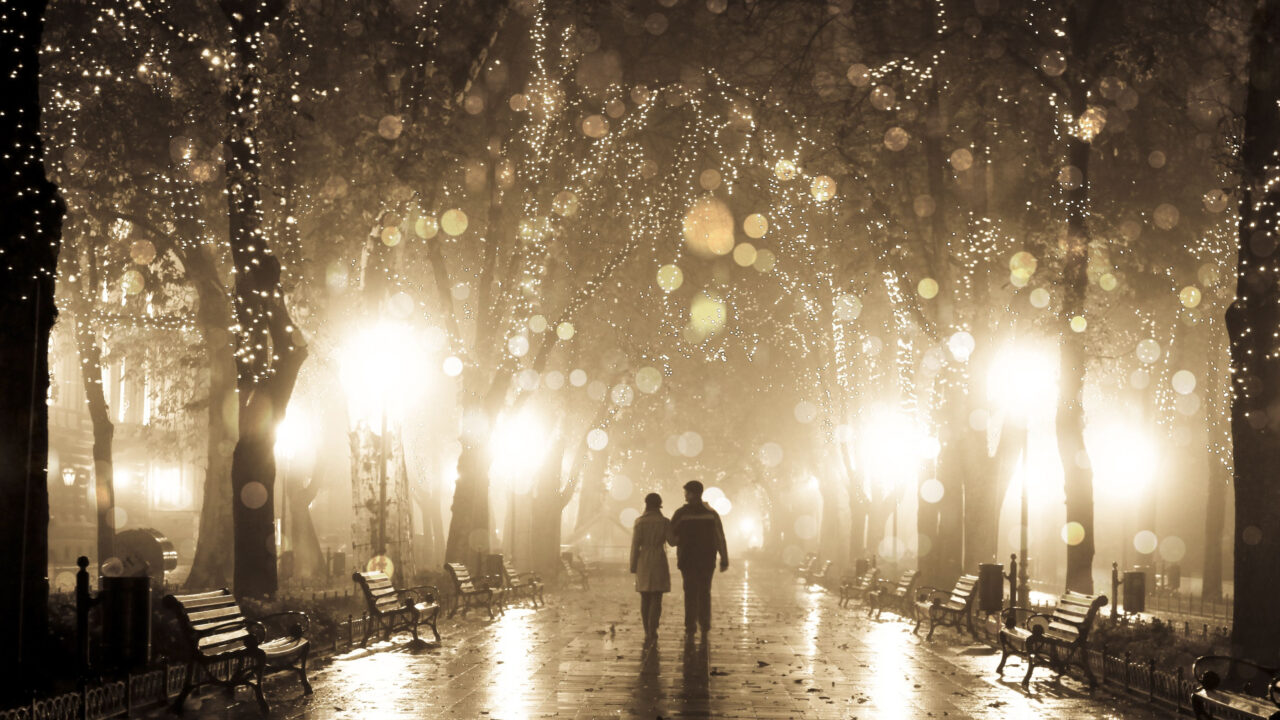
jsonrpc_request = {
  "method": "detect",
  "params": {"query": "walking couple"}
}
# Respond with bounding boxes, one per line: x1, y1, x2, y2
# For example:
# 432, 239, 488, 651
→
628, 480, 729, 645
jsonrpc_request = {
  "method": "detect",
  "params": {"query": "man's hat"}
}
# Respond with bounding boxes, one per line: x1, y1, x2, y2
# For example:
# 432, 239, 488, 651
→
683, 480, 704, 494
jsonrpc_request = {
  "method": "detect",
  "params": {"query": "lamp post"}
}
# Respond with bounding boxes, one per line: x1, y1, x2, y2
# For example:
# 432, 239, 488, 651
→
987, 340, 1057, 610
339, 320, 428, 579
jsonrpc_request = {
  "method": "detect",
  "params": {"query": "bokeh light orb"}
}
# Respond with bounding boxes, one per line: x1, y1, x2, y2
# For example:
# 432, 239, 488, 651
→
1099, 273, 1118, 291
529, 315, 548, 333
1180, 285, 1202, 308
1154, 203, 1180, 230
732, 243, 757, 267
587, 428, 609, 451
1172, 370, 1197, 395
920, 478, 944, 504
950, 148, 973, 171
557, 321, 576, 340
1061, 521, 1085, 546
810, 175, 836, 202
690, 292, 728, 334
678, 431, 704, 457
1203, 189, 1229, 213
1159, 535, 1187, 563
793, 401, 817, 424
917, 277, 939, 299
1136, 339, 1161, 363
121, 269, 144, 296
377, 115, 404, 140
834, 293, 862, 321
759, 442, 783, 467
443, 356, 463, 377
507, 335, 530, 358
636, 367, 663, 394
581, 114, 609, 138
129, 239, 156, 265
553, 190, 579, 217
1040, 50, 1066, 77
752, 249, 776, 272
699, 168, 722, 190
240, 481, 268, 510
1030, 288, 1051, 309
657, 264, 684, 292
743, 213, 768, 238
846, 63, 871, 87
441, 209, 468, 236
380, 227, 402, 247
947, 331, 975, 361
774, 159, 798, 181
682, 195, 735, 257
1133, 530, 1158, 555
1070, 315, 1088, 333
884, 126, 910, 151
415, 215, 439, 239
870, 85, 895, 110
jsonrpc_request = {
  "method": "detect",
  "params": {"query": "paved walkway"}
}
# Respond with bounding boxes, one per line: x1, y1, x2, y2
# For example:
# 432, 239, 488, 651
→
186, 563, 1168, 719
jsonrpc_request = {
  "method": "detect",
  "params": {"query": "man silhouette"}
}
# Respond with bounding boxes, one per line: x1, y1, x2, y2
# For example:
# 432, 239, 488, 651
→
667, 480, 729, 640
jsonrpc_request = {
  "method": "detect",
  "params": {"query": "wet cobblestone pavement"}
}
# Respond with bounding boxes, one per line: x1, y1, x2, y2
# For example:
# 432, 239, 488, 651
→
184, 563, 1169, 719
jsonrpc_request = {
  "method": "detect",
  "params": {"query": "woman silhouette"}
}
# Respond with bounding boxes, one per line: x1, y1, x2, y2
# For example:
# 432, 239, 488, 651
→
630, 492, 671, 645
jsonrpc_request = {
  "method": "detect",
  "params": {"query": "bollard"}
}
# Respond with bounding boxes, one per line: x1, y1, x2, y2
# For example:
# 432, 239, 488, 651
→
75, 556, 98, 674
1005, 554, 1019, 610
1111, 562, 1120, 620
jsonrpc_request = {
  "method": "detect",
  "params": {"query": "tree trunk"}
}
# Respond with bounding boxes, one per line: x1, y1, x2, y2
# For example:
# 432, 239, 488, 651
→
221, 0, 306, 599
185, 252, 237, 590
819, 473, 845, 569
0, 0, 62, 690
1058, 91, 1096, 594
73, 313, 115, 569
1228, 0, 1280, 663
286, 454, 326, 583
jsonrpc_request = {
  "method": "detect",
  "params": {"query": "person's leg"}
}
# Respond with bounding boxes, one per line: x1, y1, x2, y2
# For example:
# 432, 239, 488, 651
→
682, 571, 697, 636
650, 592, 663, 638
699, 573, 713, 633
640, 592, 653, 637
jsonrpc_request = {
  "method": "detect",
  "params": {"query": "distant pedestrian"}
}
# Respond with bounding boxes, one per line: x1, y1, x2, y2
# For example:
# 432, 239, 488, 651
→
667, 480, 729, 640
630, 492, 671, 645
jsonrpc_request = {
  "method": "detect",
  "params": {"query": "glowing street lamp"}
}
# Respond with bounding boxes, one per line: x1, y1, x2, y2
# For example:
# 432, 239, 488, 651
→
489, 408, 549, 562
274, 408, 315, 554
986, 341, 1058, 607
339, 321, 430, 564
856, 406, 931, 566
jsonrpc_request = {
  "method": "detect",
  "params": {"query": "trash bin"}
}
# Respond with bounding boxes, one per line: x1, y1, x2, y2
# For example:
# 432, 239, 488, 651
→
978, 563, 1004, 613
329, 551, 346, 578
1123, 570, 1146, 614
1166, 563, 1182, 592
102, 575, 151, 670
854, 557, 870, 578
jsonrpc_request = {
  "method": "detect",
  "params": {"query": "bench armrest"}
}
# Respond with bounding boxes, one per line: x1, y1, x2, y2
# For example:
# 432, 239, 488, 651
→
252, 610, 310, 639
915, 586, 950, 604
1194, 655, 1280, 698
999, 606, 1045, 631
400, 585, 440, 605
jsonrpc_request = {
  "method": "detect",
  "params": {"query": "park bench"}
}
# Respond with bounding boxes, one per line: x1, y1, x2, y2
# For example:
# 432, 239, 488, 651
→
351, 570, 441, 645
914, 573, 979, 640
803, 559, 834, 586
794, 553, 818, 578
1191, 655, 1280, 720
497, 556, 545, 608
560, 552, 591, 590
838, 567, 879, 608
163, 589, 311, 715
996, 591, 1108, 687
868, 569, 920, 620
445, 562, 502, 619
